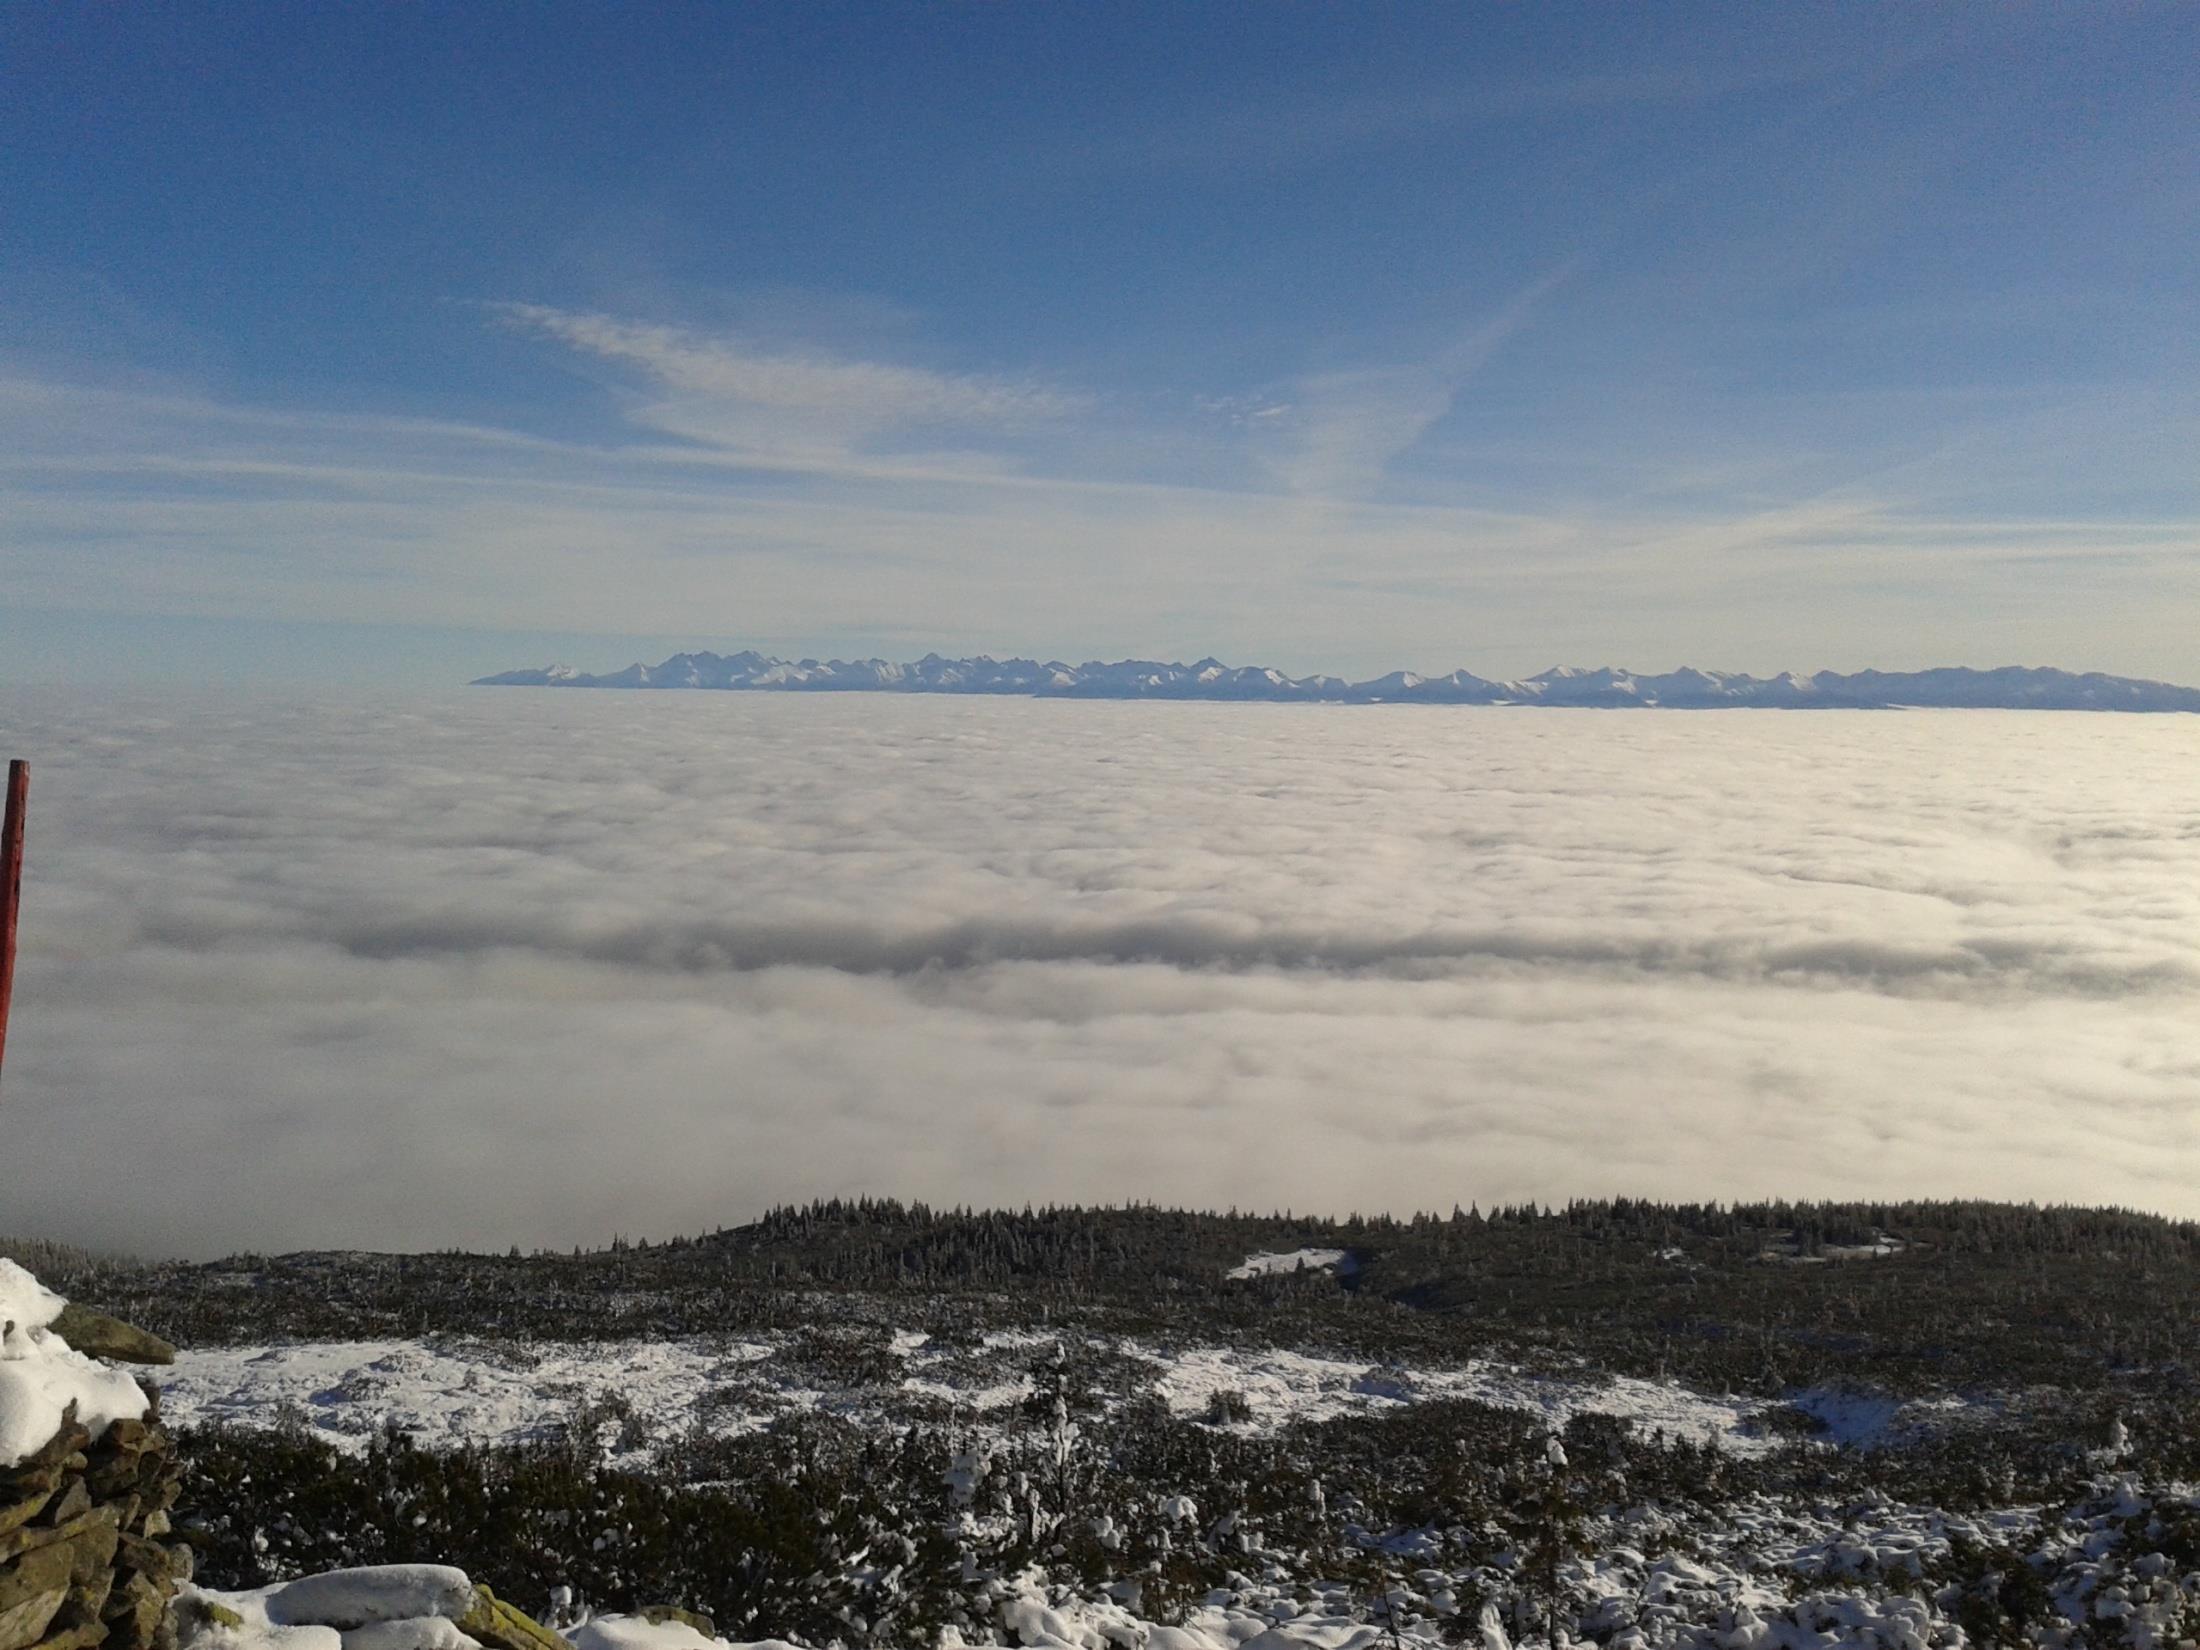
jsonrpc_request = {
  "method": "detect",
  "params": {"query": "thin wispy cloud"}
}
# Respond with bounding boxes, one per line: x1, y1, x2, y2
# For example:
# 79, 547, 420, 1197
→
1039, 50, 1907, 182
2, 347, 2195, 683
489, 302, 1083, 462
1258, 267, 1574, 499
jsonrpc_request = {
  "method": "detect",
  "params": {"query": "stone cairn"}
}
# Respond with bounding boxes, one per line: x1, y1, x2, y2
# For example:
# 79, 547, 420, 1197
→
5, 1298, 658, 1650
0, 1310, 186, 1650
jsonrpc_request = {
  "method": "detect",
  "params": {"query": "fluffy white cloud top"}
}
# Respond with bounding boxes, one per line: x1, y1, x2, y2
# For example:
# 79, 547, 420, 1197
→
2, 692, 2196, 1257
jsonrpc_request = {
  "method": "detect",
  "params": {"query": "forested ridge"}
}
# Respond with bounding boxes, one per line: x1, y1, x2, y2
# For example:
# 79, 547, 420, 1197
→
35, 1196, 2200, 1397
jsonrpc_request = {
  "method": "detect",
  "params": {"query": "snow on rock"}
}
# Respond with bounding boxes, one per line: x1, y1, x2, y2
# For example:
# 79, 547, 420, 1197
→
0, 1257, 153, 1466
1226, 1249, 1351, 1281
181, 1568, 487, 1650
261, 1567, 480, 1630
178, 1598, 344, 1650
0, 1257, 68, 1332
569, 1619, 732, 1650
340, 1621, 480, 1650
183, 1565, 487, 1650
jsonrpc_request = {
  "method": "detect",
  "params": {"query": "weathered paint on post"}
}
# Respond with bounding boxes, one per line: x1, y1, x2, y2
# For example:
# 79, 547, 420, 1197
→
0, 758, 25, 1097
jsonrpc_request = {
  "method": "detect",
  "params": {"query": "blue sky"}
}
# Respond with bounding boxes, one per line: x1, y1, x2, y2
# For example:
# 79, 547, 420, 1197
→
2, 2, 2194, 685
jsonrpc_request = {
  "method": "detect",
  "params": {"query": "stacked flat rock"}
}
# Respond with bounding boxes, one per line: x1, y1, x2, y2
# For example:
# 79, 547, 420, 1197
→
6, 1263, 685, 1650
0, 1257, 186, 1650
0, 1398, 189, 1650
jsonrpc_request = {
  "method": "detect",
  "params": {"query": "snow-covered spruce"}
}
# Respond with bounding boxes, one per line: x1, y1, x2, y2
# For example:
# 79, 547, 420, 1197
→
175, 1473, 2200, 1650
166, 1327, 2200, 1650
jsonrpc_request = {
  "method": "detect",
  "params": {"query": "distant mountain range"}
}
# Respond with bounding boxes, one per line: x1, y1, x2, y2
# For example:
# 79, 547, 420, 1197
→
474, 652, 2200, 711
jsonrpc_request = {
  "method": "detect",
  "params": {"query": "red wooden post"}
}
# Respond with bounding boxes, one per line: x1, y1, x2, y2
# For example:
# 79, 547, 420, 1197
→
0, 759, 25, 1099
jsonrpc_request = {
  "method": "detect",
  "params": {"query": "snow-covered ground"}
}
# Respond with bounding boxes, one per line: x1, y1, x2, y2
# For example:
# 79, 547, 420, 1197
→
160, 1339, 780, 1458
0, 1255, 2152, 1650
1759, 1235, 1908, 1265
1135, 1344, 1766, 1450
1226, 1249, 1353, 1280
157, 1330, 1800, 1460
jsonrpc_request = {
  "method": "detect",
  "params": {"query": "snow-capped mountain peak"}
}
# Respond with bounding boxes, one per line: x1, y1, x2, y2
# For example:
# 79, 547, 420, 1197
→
471, 653, 2200, 711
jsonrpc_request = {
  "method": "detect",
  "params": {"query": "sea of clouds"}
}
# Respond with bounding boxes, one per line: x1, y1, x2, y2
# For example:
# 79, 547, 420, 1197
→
2, 690, 2197, 1257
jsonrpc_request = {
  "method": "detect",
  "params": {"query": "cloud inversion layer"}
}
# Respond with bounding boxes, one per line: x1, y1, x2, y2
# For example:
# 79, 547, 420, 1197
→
3, 692, 2197, 1257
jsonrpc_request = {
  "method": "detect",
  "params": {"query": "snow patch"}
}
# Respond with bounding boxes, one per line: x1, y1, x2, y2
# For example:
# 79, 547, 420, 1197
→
1139, 1346, 1766, 1450
1227, 1249, 1351, 1281
157, 1327, 1909, 1464
159, 1339, 775, 1462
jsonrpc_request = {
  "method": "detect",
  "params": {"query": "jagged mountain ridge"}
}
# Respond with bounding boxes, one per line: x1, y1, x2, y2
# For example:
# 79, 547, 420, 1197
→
475, 651, 2200, 709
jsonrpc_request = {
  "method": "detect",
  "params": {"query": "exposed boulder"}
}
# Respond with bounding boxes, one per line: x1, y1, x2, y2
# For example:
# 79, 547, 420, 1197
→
47, 1315, 172, 1372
